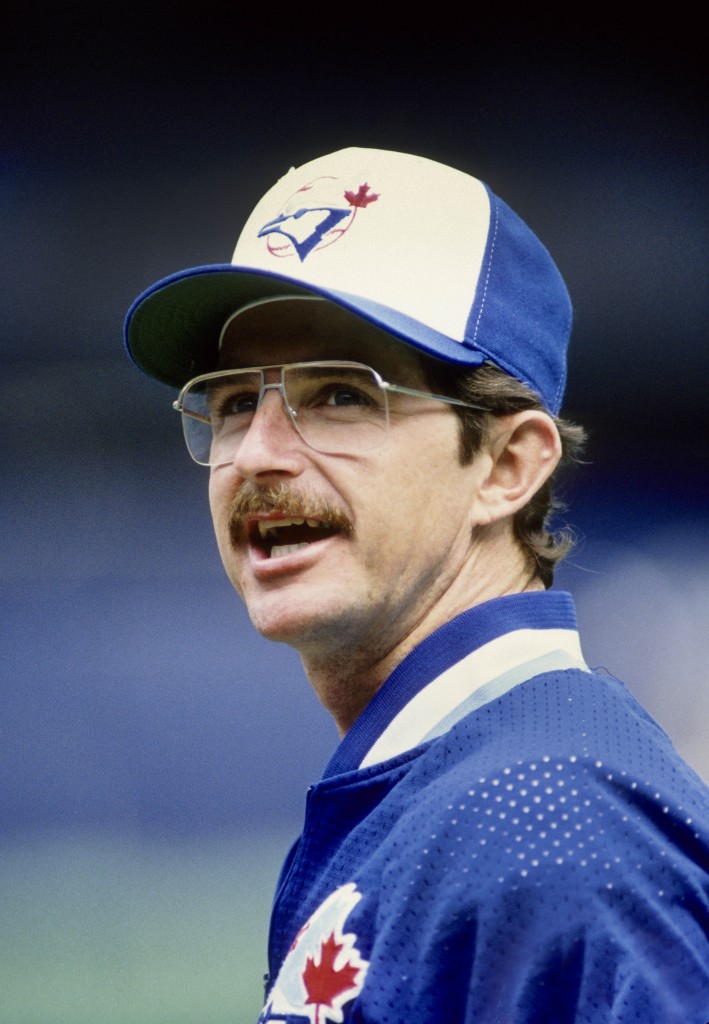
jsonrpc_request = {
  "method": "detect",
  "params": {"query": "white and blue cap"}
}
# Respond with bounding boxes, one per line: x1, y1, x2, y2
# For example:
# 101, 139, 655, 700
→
124, 147, 572, 414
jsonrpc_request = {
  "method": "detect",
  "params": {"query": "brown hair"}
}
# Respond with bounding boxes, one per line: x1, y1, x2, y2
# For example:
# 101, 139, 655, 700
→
426, 360, 587, 588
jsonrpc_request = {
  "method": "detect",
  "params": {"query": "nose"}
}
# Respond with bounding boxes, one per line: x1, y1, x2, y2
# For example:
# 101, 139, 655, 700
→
228, 386, 306, 481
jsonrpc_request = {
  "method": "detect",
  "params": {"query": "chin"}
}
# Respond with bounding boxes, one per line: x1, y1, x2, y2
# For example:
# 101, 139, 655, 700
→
246, 595, 359, 651
246, 604, 328, 646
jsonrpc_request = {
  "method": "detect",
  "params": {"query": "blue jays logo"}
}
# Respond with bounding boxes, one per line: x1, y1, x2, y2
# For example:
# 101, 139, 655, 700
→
257, 176, 379, 262
259, 883, 369, 1023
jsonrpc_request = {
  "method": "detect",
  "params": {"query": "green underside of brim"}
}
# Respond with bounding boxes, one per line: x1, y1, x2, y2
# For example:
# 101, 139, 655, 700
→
126, 269, 320, 390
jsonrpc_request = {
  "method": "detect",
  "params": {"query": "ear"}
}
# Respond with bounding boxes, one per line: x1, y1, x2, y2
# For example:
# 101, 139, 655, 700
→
473, 410, 562, 525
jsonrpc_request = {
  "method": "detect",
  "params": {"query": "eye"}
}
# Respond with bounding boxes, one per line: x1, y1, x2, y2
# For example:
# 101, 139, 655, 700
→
210, 388, 260, 420
322, 384, 375, 408
226, 391, 259, 415
290, 368, 385, 418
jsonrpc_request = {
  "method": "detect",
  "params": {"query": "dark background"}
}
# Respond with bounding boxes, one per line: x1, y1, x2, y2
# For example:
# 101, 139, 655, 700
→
2, 9, 707, 1021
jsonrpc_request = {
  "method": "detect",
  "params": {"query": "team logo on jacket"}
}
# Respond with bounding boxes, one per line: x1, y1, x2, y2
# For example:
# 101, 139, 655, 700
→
257, 176, 379, 262
259, 882, 369, 1023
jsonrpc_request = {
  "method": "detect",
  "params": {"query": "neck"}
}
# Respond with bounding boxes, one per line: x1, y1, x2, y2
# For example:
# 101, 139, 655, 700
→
300, 531, 543, 736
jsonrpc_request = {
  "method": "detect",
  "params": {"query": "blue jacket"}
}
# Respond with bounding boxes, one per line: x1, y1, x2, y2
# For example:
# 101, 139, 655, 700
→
258, 591, 709, 1023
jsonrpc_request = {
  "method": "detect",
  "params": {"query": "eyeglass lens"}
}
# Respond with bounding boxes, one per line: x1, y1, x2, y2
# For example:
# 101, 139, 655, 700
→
180, 364, 390, 464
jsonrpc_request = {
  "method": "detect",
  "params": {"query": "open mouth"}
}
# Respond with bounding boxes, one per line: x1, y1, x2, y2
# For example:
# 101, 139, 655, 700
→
253, 517, 341, 558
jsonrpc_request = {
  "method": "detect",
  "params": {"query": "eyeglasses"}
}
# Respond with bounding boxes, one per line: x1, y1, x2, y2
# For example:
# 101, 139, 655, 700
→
172, 361, 489, 466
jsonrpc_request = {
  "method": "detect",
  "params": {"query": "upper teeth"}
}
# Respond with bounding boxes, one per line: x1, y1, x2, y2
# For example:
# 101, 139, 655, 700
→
257, 517, 321, 537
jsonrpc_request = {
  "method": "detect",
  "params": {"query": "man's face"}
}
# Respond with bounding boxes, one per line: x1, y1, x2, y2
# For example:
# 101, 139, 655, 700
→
208, 299, 489, 665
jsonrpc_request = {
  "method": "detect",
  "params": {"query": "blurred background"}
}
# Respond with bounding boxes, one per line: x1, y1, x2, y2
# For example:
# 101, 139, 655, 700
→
2, 7, 707, 1022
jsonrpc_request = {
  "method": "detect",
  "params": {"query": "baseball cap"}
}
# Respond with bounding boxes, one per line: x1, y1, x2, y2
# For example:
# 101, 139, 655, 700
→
123, 147, 572, 414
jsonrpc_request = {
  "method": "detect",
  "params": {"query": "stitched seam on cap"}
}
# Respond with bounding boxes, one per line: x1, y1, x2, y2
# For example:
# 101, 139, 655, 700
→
471, 195, 499, 343
552, 312, 571, 413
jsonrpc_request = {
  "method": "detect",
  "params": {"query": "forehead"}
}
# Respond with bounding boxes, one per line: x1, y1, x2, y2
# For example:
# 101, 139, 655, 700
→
217, 298, 431, 382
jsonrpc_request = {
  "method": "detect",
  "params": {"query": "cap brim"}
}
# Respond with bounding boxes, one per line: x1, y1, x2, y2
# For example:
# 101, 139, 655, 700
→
124, 264, 487, 390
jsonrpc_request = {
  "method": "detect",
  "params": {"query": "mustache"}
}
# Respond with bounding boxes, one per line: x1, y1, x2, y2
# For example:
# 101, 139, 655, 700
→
227, 483, 354, 544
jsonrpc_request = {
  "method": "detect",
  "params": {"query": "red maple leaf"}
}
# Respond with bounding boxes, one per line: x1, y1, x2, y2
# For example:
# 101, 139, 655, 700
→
343, 183, 379, 208
303, 932, 361, 1009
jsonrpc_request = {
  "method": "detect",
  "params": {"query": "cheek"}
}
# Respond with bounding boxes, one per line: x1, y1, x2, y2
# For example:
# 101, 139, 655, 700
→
208, 473, 233, 548
356, 461, 440, 551
377, 444, 478, 546
207, 474, 221, 523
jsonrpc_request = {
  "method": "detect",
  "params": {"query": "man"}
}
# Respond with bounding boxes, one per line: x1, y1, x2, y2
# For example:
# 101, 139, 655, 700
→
123, 148, 709, 1023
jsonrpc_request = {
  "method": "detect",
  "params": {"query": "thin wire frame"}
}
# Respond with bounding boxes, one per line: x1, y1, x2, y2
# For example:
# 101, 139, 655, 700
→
172, 361, 489, 466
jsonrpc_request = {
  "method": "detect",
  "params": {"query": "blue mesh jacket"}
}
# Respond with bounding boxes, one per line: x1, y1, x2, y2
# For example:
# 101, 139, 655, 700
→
257, 591, 709, 1024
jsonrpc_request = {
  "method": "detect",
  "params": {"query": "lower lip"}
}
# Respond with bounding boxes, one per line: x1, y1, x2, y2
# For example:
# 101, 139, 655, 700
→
245, 533, 342, 578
